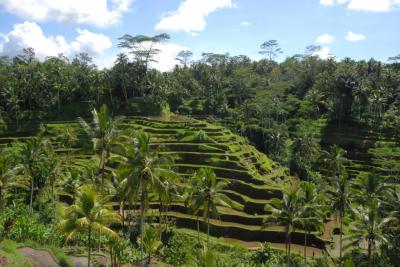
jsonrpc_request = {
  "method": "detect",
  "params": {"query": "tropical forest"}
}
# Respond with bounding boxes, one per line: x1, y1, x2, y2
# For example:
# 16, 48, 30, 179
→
0, 1, 400, 266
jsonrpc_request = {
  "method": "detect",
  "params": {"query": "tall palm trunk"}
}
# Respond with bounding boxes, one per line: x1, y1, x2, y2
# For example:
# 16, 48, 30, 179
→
140, 178, 146, 267
368, 238, 372, 267
29, 176, 34, 217
288, 233, 292, 267
339, 210, 343, 267
285, 227, 290, 267
88, 226, 92, 267
304, 229, 308, 266
197, 214, 200, 242
207, 215, 210, 246
100, 148, 107, 187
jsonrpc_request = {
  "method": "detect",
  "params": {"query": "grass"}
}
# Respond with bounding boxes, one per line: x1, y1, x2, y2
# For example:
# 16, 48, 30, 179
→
0, 240, 32, 267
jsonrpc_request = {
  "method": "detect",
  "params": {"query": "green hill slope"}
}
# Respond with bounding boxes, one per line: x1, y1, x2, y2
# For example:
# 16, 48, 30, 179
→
0, 115, 328, 250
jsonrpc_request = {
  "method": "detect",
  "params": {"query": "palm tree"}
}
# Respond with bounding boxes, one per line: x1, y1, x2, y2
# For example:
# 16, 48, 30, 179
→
351, 172, 390, 204
116, 131, 176, 263
298, 182, 325, 266
185, 171, 205, 241
264, 185, 304, 266
347, 199, 391, 267
323, 145, 349, 267
323, 145, 348, 180
190, 168, 232, 246
58, 185, 121, 267
78, 104, 124, 186
137, 225, 162, 265
328, 174, 351, 267
19, 137, 48, 216
0, 154, 29, 207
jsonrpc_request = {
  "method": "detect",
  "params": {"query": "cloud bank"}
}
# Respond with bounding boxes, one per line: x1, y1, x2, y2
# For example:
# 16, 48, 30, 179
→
155, 0, 235, 35
0, 0, 133, 27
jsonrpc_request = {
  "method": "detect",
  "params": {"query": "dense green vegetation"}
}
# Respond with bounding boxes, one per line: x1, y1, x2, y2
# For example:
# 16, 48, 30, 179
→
0, 36, 400, 266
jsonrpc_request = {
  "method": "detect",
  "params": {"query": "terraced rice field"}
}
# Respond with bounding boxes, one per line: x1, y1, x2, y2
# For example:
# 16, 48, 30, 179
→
0, 115, 329, 252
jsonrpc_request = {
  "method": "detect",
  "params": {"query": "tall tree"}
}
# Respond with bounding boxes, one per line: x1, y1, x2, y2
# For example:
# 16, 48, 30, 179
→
329, 174, 352, 267
19, 137, 48, 216
58, 185, 121, 267
118, 34, 170, 69
116, 131, 176, 263
78, 104, 124, 187
298, 182, 325, 265
0, 153, 29, 207
176, 50, 193, 67
264, 185, 304, 266
348, 199, 391, 267
259, 40, 283, 61
190, 168, 232, 246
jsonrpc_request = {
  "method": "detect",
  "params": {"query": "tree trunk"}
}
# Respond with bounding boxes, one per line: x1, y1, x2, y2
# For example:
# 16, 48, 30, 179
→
140, 179, 146, 267
207, 215, 210, 246
288, 233, 292, 267
57, 87, 61, 113
88, 226, 92, 267
197, 214, 200, 242
339, 211, 343, 267
304, 230, 308, 266
100, 148, 107, 187
286, 228, 289, 267
368, 238, 372, 267
29, 176, 34, 217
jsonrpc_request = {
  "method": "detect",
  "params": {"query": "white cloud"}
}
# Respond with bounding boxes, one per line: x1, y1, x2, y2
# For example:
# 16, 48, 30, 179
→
320, 0, 335, 6
316, 34, 335, 44
120, 41, 188, 72
240, 21, 252, 27
312, 46, 334, 59
150, 43, 189, 72
155, 0, 235, 35
0, 22, 112, 61
0, 0, 133, 27
346, 31, 366, 42
320, 0, 400, 12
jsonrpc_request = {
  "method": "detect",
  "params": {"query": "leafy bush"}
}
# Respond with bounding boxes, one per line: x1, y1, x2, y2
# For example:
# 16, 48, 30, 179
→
0, 205, 63, 245
158, 230, 200, 266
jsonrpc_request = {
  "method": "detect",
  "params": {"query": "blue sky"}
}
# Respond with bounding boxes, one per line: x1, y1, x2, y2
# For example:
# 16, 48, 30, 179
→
0, 0, 399, 70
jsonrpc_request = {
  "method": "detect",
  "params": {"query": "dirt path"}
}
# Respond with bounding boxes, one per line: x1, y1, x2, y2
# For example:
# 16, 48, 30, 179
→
70, 254, 108, 267
70, 256, 89, 267
17, 247, 60, 267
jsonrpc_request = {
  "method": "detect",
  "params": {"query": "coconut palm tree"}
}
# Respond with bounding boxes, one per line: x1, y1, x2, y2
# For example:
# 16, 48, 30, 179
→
0, 154, 29, 207
58, 184, 121, 267
347, 199, 392, 267
116, 131, 176, 262
184, 171, 205, 241
78, 104, 124, 186
328, 174, 352, 267
264, 185, 304, 267
19, 137, 48, 216
323, 145, 349, 267
298, 182, 325, 266
351, 172, 390, 204
323, 145, 348, 180
190, 168, 232, 246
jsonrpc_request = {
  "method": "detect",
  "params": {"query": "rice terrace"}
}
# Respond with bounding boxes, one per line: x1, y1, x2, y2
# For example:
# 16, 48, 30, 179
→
0, 0, 399, 266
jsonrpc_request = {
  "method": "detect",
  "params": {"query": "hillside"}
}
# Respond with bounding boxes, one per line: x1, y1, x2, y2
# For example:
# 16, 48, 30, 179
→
0, 115, 328, 251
